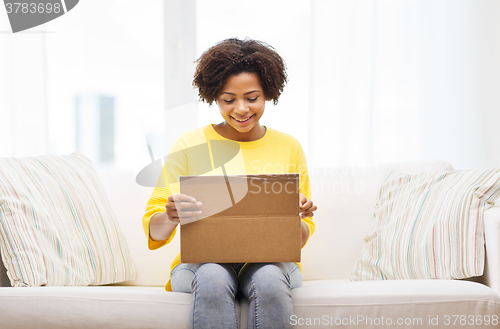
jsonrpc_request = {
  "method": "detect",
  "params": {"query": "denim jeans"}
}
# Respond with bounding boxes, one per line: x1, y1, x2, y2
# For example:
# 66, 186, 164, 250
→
170, 262, 302, 329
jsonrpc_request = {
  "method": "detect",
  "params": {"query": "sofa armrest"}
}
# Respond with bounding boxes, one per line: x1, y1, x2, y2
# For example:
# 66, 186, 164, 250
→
484, 206, 500, 296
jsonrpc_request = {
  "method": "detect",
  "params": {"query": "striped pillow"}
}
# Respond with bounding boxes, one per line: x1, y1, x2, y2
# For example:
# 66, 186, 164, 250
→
0, 152, 136, 287
350, 168, 500, 281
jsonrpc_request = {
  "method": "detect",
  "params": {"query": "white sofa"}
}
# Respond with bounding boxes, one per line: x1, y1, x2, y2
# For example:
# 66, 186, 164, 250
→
0, 159, 499, 328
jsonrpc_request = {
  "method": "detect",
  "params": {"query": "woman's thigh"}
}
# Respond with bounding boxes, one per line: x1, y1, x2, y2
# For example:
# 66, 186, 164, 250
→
170, 263, 202, 293
170, 263, 242, 293
238, 262, 302, 294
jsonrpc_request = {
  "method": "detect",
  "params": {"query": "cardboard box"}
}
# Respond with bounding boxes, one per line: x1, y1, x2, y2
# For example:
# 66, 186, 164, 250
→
179, 173, 301, 263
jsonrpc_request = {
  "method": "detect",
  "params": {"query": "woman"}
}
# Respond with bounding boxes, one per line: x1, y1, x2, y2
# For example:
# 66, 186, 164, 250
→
142, 38, 317, 329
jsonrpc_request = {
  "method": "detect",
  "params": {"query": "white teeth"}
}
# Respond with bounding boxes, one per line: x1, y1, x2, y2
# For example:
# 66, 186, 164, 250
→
234, 115, 252, 122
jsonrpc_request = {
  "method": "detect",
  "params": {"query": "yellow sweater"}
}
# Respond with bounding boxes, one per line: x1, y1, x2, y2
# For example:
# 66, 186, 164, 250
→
142, 124, 315, 291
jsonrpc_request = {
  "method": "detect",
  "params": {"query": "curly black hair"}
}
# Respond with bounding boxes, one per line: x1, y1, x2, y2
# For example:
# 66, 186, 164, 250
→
193, 38, 287, 106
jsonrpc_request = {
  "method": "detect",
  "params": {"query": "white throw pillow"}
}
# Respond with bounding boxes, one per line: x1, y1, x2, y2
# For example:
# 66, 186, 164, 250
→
351, 168, 500, 281
301, 159, 453, 281
0, 152, 136, 287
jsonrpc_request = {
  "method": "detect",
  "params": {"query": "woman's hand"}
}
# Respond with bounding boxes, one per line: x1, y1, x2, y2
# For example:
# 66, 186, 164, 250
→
299, 193, 316, 247
299, 193, 317, 219
150, 193, 202, 241
166, 193, 203, 225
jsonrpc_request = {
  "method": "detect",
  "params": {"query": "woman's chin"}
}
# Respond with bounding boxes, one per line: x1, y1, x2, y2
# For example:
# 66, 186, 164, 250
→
229, 121, 256, 133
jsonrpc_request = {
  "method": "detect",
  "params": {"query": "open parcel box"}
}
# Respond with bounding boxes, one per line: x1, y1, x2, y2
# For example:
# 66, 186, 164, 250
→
179, 173, 301, 263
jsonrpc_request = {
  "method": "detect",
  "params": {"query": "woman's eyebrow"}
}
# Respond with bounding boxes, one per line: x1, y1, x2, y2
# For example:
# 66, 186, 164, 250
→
220, 90, 261, 96
244, 90, 261, 95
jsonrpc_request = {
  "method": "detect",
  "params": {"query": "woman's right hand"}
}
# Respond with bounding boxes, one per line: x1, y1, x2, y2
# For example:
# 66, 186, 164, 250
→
166, 193, 203, 225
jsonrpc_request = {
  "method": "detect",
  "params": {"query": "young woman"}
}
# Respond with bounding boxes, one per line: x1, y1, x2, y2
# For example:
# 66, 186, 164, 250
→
142, 38, 317, 329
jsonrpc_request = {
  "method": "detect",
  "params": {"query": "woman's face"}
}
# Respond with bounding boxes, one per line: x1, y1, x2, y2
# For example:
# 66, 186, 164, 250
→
216, 72, 266, 141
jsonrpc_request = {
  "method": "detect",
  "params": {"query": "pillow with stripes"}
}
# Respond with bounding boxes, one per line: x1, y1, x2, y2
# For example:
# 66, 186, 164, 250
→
350, 168, 500, 281
0, 151, 136, 286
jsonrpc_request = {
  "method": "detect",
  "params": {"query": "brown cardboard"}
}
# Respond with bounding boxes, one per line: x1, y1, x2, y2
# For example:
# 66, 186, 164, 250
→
179, 174, 301, 263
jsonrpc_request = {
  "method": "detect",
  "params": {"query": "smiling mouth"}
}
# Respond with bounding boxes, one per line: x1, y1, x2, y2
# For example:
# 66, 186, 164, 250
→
232, 114, 254, 122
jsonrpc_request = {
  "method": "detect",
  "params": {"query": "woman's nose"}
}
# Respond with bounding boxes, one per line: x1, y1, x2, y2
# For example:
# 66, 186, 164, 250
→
234, 100, 249, 113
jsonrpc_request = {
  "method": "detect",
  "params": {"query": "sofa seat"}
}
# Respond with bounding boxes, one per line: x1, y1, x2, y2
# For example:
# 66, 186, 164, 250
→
0, 286, 193, 329
1, 279, 498, 329
289, 280, 500, 328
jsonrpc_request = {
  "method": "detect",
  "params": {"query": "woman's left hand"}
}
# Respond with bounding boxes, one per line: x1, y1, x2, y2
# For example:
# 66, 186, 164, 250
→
299, 193, 317, 219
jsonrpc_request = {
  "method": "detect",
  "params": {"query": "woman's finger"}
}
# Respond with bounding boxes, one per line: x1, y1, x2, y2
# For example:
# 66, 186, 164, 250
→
300, 200, 313, 211
179, 215, 202, 225
167, 195, 202, 212
178, 209, 202, 218
301, 204, 317, 213
169, 193, 197, 203
299, 193, 307, 205
300, 204, 317, 219
174, 201, 203, 211
300, 212, 315, 219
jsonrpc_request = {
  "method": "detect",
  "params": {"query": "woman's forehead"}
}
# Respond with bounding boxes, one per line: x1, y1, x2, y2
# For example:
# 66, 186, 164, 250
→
221, 72, 263, 93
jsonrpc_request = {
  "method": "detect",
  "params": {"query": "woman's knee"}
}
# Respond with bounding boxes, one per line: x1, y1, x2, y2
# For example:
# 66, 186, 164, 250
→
170, 263, 200, 293
239, 263, 293, 300
194, 263, 239, 297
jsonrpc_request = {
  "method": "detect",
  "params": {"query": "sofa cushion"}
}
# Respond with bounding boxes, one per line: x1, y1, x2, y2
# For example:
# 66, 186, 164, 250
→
0, 152, 136, 286
351, 168, 500, 281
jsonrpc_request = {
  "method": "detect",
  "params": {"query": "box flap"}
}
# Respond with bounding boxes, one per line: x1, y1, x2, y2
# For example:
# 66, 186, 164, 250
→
179, 174, 299, 219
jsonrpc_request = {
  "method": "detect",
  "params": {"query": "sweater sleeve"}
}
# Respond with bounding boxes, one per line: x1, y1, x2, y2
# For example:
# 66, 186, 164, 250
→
142, 137, 188, 250
294, 141, 315, 248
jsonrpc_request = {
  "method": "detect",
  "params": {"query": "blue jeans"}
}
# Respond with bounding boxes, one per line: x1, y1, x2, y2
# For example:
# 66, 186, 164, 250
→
170, 262, 302, 329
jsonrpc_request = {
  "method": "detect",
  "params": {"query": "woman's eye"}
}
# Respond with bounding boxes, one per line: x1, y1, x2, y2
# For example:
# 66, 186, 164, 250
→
248, 97, 258, 102
223, 99, 235, 104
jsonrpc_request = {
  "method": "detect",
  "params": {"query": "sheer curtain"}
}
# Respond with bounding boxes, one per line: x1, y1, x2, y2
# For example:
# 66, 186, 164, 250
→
307, 0, 500, 169
0, 23, 49, 157
1, 0, 499, 172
